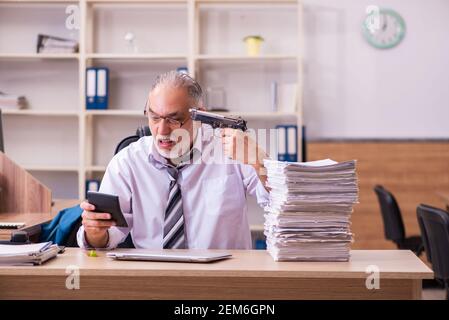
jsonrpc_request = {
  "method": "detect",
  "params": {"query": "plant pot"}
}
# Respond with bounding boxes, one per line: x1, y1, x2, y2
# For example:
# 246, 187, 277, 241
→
243, 36, 264, 57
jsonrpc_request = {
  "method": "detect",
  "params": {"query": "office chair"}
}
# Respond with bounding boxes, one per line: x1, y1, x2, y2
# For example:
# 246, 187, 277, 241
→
417, 207, 432, 264
374, 185, 424, 256
115, 125, 151, 155
417, 204, 449, 299
62, 125, 152, 248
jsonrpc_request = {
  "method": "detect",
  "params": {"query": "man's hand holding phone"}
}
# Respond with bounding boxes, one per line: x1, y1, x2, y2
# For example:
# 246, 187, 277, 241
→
80, 201, 116, 248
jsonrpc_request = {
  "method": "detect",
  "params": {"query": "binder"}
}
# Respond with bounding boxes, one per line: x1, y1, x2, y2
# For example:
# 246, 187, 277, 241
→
276, 125, 298, 162
276, 125, 286, 161
96, 68, 108, 109
286, 125, 298, 162
86, 68, 96, 108
86, 67, 109, 109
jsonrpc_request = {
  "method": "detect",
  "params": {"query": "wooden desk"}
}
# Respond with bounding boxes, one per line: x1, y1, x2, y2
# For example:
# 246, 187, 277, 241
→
0, 199, 78, 241
436, 191, 449, 211
0, 249, 433, 300
0, 212, 54, 241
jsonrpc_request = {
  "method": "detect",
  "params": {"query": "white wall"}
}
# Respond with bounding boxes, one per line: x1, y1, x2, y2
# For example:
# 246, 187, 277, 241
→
303, 0, 449, 139
248, 0, 449, 227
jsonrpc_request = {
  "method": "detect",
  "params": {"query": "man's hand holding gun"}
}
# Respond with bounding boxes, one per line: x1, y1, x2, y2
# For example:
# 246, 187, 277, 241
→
190, 108, 270, 190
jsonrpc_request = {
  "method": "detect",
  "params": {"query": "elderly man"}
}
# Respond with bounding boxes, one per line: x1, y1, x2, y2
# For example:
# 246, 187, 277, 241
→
77, 71, 270, 249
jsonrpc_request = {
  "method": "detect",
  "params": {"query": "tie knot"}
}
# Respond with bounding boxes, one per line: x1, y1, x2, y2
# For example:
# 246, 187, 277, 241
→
166, 165, 185, 181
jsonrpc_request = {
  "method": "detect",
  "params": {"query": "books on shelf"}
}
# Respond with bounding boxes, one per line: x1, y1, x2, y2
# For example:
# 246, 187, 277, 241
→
263, 158, 359, 262
37, 34, 79, 54
0, 91, 28, 110
0, 242, 60, 265
276, 124, 298, 162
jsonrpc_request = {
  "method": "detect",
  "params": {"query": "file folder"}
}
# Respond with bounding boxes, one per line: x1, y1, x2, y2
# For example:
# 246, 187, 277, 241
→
96, 68, 108, 109
286, 125, 298, 162
86, 67, 109, 109
276, 125, 298, 162
86, 68, 96, 108
276, 125, 286, 161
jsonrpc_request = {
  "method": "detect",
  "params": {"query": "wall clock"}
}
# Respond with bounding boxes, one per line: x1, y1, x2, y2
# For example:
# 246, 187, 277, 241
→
362, 8, 406, 49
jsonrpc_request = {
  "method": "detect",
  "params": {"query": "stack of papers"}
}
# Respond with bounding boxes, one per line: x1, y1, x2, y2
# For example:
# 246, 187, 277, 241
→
263, 159, 359, 262
0, 242, 59, 265
37, 34, 79, 54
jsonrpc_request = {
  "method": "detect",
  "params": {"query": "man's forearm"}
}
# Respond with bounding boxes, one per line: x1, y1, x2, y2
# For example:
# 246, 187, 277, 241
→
252, 161, 270, 192
252, 147, 271, 191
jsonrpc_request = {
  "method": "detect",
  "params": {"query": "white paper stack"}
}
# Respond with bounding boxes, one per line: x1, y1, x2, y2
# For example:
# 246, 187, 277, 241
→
263, 158, 358, 262
0, 242, 59, 265
37, 34, 79, 54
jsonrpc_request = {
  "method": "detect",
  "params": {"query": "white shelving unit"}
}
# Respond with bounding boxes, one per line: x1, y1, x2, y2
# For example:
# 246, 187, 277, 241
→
0, 53, 79, 59
0, 0, 303, 226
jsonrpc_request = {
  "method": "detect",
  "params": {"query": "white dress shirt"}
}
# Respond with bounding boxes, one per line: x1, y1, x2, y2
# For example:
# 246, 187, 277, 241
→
77, 126, 269, 250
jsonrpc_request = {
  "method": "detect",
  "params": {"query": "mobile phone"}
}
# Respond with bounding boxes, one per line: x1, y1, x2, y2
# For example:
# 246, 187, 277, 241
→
86, 191, 128, 228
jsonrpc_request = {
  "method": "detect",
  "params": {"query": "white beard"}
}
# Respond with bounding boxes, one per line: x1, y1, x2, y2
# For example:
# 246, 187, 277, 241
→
154, 128, 193, 160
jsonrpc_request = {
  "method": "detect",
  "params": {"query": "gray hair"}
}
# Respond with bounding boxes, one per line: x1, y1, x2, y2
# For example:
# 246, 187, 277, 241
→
150, 70, 203, 107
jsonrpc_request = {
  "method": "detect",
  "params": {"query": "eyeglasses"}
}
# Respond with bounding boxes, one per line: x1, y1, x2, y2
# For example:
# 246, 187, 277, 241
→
144, 107, 189, 128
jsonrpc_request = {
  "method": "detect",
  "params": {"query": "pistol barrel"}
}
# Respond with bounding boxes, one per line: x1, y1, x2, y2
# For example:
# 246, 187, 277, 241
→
189, 109, 247, 131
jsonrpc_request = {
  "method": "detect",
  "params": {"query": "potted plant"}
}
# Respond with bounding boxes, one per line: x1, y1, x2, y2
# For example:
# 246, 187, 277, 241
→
243, 35, 264, 56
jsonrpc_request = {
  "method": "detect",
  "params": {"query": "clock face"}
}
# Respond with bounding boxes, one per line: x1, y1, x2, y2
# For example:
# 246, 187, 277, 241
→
362, 8, 406, 49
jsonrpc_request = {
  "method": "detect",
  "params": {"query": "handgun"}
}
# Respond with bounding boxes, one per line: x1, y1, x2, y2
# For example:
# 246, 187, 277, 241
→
189, 108, 247, 132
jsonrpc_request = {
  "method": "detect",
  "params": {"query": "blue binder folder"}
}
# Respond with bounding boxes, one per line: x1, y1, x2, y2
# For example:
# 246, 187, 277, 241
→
276, 125, 298, 162
86, 67, 109, 109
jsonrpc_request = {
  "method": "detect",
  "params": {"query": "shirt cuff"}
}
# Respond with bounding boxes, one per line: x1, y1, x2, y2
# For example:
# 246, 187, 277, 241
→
256, 179, 270, 208
76, 225, 124, 250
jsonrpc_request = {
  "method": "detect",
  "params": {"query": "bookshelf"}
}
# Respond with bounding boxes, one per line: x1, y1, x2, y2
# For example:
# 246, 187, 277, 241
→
0, 0, 303, 228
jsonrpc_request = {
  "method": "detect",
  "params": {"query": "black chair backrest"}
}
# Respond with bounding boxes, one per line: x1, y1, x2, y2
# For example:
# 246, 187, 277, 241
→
114, 135, 140, 155
114, 125, 151, 155
416, 204, 449, 281
417, 207, 432, 263
374, 185, 405, 243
